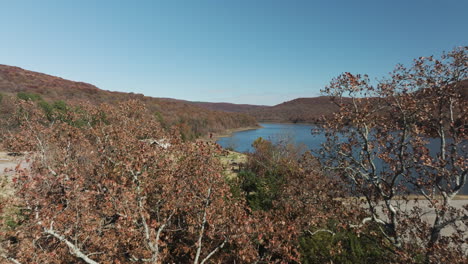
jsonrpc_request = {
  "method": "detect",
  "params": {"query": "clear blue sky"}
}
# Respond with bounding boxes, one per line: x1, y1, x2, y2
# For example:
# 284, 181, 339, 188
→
1, 0, 467, 105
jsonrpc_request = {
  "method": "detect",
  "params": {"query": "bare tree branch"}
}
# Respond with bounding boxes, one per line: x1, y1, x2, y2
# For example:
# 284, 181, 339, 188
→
194, 187, 212, 264
200, 238, 228, 264
1, 254, 22, 264
44, 224, 99, 264
307, 229, 336, 236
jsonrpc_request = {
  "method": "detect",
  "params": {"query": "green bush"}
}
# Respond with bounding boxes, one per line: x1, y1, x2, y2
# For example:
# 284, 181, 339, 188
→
0, 93, 3, 103
238, 169, 283, 211
52, 100, 68, 112
38, 101, 54, 119
300, 222, 394, 264
235, 138, 298, 211
38, 100, 88, 127
38, 100, 68, 122
17, 92, 42, 101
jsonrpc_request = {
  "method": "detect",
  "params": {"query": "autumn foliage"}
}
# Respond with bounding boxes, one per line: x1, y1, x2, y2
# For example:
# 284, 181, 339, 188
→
236, 138, 360, 262
1, 100, 260, 263
0, 64, 258, 140
319, 46, 467, 262
0, 98, 357, 263
0, 47, 466, 263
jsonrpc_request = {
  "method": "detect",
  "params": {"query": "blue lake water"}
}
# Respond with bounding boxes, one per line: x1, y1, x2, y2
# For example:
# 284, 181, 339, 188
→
217, 123, 322, 153
217, 123, 468, 195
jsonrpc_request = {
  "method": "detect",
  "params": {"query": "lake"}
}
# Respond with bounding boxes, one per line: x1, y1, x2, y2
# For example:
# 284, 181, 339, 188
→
217, 123, 322, 153
217, 123, 468, 195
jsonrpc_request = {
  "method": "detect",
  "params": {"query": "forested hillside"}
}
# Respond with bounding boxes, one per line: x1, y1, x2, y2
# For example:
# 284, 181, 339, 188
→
192, 97, 345, 124
247, 97, 343, 123
193, 80, 468, 124
0, 65, 258, 139
192, 101, 266, 113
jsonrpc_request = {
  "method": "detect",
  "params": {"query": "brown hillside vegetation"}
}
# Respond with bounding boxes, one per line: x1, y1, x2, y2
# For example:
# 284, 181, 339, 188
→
192, 97, 344, 124
192, 79, 468, 124
192, 101, 266, 113
0, 65, 258, 139
247, 97, 344, 123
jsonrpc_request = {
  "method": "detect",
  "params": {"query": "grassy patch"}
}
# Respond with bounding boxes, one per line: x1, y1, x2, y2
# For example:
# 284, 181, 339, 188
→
217, 150, 247, 180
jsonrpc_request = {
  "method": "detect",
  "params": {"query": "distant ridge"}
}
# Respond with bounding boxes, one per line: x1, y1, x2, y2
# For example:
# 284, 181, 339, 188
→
191, 97, 342, 123
190, 80, 468, 123
192, 102, 266, 113
6, 64, 460, 126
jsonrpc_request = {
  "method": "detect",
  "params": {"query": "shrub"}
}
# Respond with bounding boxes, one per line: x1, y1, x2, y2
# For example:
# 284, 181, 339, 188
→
154, 111, 166, 127
52, 100, 68, 111
236, 137, 300, 211
300, 221, 395, 264
238, 169, 282, 211
38, 100, 53, 119
16, 92, 42, 101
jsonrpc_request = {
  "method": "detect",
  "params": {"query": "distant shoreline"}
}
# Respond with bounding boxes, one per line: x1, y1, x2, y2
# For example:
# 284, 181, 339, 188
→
204, 122, 321, 144
205, 125, 262, 142
257, 120, 324, 125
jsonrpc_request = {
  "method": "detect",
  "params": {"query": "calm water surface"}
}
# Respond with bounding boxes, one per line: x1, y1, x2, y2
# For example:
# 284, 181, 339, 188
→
217, 123, 321, 153
217, 123, 468, 195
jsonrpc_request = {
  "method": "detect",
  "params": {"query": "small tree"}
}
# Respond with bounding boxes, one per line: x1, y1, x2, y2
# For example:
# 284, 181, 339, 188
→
320, 47, 467, 262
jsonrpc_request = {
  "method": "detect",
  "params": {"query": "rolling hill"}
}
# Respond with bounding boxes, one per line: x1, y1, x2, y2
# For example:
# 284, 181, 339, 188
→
191, 80, 468, 124
5, 64, 459, 128
192, 102, 266, 113
0, 64, 258, 139
192, 97, 341, 123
